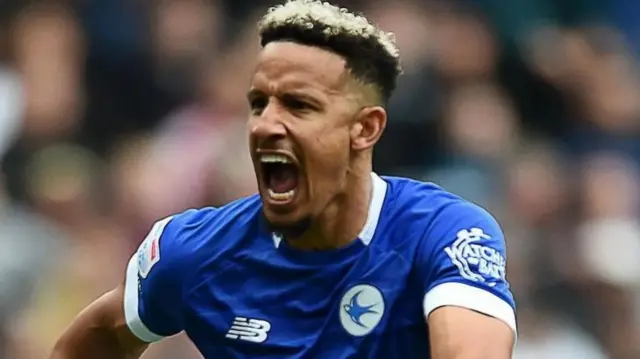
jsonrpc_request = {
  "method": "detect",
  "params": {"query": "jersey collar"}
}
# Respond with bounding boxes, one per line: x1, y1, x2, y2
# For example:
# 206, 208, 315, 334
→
271, 172, 388, 248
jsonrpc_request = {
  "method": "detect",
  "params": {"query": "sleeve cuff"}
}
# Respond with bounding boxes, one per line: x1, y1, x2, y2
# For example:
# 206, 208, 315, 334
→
423, 282, 517, 338
123, 253, 165, 343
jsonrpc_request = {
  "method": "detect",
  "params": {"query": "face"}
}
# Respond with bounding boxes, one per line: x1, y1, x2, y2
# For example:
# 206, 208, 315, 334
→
247, 41, 366, 232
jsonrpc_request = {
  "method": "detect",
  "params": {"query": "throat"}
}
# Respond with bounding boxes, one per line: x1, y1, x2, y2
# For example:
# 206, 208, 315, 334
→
283, 179, 374, 251
268, 218, 312, 242
283, 224, 360, 251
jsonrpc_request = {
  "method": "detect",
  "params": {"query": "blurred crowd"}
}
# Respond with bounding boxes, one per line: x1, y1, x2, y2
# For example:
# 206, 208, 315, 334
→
1, 0, 639, 358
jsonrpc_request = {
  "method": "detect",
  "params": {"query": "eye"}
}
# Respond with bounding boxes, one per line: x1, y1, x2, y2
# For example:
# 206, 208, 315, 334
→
282, 95, 313, 112
249, 96, 268, 116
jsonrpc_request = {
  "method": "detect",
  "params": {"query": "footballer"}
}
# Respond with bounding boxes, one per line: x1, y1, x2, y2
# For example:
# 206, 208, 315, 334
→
50, 1, 516, 358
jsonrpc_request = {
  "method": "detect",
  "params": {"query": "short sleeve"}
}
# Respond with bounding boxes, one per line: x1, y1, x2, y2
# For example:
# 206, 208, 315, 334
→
418, 201, 517, 336
123, 215, 188, 342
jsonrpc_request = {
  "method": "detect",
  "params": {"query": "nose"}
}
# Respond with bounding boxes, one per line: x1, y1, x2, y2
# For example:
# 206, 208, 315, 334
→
250, 100, 287, 142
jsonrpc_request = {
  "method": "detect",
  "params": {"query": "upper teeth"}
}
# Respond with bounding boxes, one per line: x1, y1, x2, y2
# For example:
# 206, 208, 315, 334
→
260, 154, 292, 164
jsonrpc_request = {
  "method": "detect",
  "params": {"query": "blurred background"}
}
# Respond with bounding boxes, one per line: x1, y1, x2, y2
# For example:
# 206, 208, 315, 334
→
0, 0, 639, 358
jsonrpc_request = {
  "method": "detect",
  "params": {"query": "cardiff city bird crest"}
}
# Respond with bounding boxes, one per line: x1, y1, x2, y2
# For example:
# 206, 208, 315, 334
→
339, 284, 385, 336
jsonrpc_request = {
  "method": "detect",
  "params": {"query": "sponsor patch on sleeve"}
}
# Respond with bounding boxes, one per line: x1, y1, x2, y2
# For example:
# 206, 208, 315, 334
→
137, 216, 173, 279
444, 227, 506, 287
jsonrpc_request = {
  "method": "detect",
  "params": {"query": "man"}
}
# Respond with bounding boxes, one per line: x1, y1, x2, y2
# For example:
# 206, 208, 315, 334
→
50, 1, 517, 358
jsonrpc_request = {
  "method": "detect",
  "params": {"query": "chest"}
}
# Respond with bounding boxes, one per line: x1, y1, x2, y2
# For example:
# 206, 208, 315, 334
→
183, 248, 429, 358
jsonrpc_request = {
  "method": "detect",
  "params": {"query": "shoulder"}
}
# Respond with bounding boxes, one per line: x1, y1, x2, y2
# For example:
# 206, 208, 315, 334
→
166, 194, 261, 236
170, 193, 263, 233
382, 176, 499, 242
379, 176, 506, 276
136, 194, 263, 276
124, 195, 264, 341
382, 177, 516, 335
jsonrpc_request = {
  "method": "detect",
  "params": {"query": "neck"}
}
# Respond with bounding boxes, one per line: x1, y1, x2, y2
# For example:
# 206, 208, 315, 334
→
290, 167, 373, 251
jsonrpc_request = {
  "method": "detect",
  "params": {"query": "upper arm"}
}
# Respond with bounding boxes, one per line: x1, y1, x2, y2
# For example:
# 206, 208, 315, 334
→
52, 285, 148, 359
428, 306, 513, 359
52, 212, 199, 359
417, 201, 516, 358
123, 214, 193, 342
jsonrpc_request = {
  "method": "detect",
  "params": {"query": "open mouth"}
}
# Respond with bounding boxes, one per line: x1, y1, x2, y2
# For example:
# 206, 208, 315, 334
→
259, 152, 300, 204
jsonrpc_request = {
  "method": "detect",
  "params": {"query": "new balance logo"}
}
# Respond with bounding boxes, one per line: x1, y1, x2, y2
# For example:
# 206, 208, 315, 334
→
225, 317, 271, 343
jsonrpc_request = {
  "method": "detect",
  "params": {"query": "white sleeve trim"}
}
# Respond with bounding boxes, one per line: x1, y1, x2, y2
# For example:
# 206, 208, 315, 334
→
123, 253, 165, 343
423, 282, 517, 338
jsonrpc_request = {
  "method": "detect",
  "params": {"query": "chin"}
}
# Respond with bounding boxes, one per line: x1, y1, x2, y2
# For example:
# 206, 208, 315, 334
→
262, 206, 311, 237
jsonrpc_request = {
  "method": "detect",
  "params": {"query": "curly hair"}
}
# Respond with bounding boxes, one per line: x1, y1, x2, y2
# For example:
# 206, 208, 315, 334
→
258, 0, 403, 103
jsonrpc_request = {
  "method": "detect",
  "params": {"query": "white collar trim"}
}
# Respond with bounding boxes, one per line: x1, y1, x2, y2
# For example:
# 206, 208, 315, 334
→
358, 172, 387, 245
271, 172, 387, 248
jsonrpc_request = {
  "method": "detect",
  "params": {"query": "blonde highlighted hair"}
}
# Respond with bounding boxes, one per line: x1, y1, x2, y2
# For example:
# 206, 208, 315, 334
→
258, 0, 403, 102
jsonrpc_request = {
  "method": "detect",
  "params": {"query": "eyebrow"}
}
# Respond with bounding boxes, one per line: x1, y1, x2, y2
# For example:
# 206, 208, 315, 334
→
246, 87, 326, 105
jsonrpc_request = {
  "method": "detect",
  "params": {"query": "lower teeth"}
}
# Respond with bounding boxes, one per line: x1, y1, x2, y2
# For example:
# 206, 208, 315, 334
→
268, 189, 296, 201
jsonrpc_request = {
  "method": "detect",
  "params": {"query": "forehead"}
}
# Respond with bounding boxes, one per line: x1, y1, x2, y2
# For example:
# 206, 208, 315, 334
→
251, 41, 348, 94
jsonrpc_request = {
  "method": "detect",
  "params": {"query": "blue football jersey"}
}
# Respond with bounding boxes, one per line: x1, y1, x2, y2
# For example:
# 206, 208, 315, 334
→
124, 173, 517, 358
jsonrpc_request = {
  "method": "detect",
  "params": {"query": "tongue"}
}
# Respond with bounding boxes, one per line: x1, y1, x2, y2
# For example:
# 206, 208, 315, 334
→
269, 164, 299, 193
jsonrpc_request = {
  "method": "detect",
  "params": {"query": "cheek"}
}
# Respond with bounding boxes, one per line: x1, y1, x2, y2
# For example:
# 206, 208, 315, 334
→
302, 125, 351, 174
318, 129, 350, 155
301, 120, 349, 151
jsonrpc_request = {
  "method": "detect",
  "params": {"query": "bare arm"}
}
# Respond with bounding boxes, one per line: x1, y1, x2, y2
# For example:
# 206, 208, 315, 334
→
428, 306, 514, 359
49, 284, 149, 359
49, 215, 189, 358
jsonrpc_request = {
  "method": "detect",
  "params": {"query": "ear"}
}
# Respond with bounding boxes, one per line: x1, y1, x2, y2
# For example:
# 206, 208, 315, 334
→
350, 106, 387, 151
